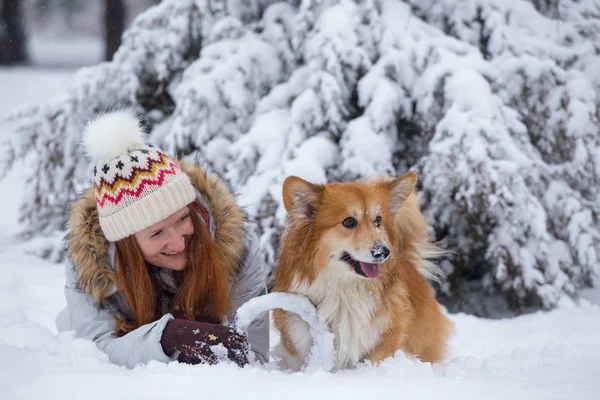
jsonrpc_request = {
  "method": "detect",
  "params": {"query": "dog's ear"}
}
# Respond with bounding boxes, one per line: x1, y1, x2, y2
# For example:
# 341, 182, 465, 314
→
282, 176, 323, 219
384, 171, 417, 213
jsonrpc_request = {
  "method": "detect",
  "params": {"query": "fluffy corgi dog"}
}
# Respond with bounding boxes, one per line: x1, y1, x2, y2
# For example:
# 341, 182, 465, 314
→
272, 172, 453, 370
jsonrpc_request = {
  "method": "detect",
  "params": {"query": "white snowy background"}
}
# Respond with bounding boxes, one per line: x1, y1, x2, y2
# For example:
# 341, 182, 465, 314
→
4, 0, 599, 317
2, 2, 600, 399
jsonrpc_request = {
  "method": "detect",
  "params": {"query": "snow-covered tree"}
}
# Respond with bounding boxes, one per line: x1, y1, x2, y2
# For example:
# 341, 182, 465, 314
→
1, 0, 598, 317
402, 0, 600, 316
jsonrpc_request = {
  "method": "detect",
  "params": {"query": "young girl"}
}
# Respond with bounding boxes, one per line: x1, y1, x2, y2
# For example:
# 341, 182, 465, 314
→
56, 110, 269, 368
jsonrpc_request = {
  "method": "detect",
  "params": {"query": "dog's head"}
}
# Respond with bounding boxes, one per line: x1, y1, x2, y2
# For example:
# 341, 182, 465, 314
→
281, 172, 417, 280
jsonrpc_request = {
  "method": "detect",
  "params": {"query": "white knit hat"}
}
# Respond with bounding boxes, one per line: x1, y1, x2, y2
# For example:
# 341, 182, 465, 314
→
82, 110, 196, 242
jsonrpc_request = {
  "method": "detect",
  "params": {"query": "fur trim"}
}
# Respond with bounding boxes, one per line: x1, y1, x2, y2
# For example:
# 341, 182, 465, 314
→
67, 161, 247, 305
67, 188, 115, 302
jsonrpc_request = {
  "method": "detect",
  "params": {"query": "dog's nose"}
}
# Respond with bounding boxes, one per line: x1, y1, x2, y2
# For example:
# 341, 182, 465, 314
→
371, 244, 390, 261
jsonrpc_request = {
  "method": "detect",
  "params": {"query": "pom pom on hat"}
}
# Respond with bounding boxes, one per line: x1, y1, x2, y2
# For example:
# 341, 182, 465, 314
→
83, 109, 147, 162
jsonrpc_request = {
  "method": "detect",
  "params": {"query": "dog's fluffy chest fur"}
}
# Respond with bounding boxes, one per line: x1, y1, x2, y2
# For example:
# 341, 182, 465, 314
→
290, 271, 390, 369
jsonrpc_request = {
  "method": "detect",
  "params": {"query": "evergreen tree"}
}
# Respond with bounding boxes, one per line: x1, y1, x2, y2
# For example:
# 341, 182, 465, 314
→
1, 0, 598, 316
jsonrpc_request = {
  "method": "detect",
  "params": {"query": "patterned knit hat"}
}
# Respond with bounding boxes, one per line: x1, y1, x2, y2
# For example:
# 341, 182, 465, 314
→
82, 110, 196, 242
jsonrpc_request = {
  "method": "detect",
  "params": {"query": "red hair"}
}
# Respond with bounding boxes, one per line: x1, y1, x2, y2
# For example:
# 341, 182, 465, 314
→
113, 202, 229, 335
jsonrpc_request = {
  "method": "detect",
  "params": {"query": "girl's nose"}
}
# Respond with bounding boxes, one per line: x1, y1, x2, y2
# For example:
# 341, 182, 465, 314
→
167, 230, 186, 252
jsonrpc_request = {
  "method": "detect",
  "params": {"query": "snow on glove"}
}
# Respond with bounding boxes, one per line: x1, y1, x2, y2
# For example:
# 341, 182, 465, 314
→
160, 319, 250, 367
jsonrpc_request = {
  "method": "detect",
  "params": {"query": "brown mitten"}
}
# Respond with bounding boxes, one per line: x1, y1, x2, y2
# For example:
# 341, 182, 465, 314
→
160, 319, 249, 367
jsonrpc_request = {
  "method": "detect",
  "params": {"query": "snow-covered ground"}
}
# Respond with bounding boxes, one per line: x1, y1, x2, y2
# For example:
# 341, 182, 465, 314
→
1, 56, 600, 400
28, 35, 103, 69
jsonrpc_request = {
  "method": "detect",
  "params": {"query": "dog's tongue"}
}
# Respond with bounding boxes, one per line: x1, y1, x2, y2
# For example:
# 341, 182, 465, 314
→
359, 262, 379, 278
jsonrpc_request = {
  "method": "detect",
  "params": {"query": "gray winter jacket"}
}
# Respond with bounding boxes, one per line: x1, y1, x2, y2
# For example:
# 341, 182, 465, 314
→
56, 162, 269, 369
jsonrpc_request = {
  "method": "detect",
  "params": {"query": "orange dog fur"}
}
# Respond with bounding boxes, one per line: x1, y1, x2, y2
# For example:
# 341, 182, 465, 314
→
271, 172, 453, 370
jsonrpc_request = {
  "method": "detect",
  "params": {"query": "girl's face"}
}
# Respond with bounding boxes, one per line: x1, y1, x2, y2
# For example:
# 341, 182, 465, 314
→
134, 206, 195, 271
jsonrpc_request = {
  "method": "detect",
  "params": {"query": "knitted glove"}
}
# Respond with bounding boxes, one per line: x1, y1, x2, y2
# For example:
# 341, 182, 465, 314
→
160, 319, 250, 367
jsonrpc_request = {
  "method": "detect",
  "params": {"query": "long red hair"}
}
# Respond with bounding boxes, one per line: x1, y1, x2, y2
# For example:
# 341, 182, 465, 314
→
113, 202, 229, 335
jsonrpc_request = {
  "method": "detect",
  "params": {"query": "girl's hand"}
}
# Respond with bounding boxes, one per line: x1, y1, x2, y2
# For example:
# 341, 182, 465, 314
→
160, 319, 249, 367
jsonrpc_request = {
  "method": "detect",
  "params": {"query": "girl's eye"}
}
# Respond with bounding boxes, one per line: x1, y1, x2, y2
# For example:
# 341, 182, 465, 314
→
342, 217, 357, 229
150, 230, 162, 238
374, 216, 382, 227
178, 213, 190, 223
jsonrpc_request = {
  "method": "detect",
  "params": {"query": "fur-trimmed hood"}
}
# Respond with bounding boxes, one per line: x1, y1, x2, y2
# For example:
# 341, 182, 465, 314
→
66, 160, 247, 305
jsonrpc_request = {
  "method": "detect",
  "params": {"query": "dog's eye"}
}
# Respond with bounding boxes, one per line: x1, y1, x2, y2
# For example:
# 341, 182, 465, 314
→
342, 217, 357, 229
374, 216, 382, 227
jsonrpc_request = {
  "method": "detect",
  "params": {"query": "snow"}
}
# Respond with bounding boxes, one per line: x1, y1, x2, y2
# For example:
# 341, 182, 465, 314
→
234, 292, 335, 372
1, 70, 600, 400
1, 215, 600, 399
0, 67, 72, 234
28, 35, 103, 69
1, 6, 600, 398
5, 0, 598, 314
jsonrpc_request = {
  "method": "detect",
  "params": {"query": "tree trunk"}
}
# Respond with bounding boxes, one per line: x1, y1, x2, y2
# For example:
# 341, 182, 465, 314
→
0, 0, 29, 65
104, 0, 126, 61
